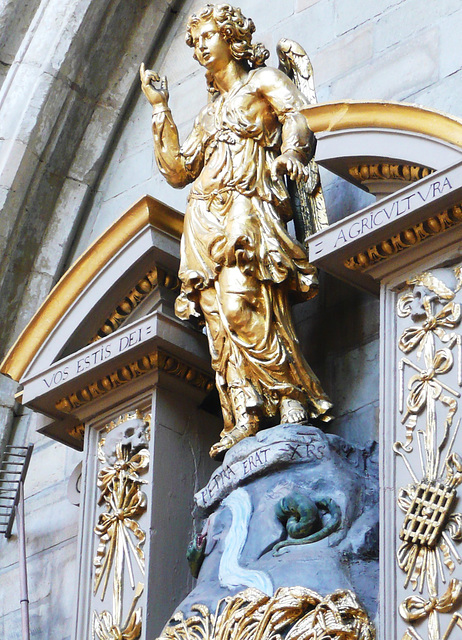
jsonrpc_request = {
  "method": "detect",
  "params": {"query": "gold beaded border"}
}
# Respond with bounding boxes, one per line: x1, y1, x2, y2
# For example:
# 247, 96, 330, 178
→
349, 163, 433, 184
90, 267, 180, 343
56, 350, 214, 413
345, 204, 462, 271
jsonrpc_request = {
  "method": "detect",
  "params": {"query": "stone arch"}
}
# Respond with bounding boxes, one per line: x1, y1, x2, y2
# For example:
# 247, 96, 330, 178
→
0, 0, 187, 361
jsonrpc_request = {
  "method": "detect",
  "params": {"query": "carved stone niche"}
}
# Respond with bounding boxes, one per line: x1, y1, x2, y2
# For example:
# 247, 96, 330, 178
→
1, 195, 220, 639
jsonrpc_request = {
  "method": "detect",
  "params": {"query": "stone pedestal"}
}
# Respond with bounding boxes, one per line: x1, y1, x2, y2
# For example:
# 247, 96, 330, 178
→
151, 425, 378, 640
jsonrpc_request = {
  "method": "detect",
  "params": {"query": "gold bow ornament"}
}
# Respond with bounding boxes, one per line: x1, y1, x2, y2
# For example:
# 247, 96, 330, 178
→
399, 579, 462, 622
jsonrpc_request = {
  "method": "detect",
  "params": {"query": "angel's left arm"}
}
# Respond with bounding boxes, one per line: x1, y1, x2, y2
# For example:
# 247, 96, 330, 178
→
254, 67, 316, 179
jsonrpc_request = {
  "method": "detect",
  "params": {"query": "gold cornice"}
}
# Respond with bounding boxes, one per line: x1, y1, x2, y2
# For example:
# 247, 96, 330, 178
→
68, 423, 86, 442
345, 204, 462, 271
55, 349, 213, 414
302, 101, 462, 148
1, 196, 183, 382
349, 163, 433, 183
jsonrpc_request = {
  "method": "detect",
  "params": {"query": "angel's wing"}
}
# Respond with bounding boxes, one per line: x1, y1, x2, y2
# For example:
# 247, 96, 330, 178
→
277, 38, 329, 245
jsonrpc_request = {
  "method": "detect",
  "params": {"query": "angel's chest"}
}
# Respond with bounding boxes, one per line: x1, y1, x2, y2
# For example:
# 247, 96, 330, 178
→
203, 89, 278, 138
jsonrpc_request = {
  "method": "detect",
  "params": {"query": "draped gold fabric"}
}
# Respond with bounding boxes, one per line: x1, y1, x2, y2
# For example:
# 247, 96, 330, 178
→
145, 37, 332, 454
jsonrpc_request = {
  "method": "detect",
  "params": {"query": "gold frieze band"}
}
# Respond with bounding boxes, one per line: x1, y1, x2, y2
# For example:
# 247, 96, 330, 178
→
55, 350, 214, 413
349, 163, 433, 184
345, 204, 462, 271
90, 267, 180, 343
68, 423, 86, 442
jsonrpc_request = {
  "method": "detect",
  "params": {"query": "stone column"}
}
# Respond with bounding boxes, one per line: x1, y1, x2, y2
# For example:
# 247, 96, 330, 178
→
74, 369, 219, 640
380, 262, 462, 640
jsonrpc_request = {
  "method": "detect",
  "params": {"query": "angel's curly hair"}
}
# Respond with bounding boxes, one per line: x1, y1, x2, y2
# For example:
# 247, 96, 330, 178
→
186, 4, 269, 69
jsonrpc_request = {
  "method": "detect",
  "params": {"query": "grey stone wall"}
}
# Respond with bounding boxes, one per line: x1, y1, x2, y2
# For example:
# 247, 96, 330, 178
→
0, 0, 461, 638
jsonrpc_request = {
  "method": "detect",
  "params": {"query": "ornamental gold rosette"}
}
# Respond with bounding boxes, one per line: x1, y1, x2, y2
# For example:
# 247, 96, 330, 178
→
92, 411, 151, 640
157, 587, 374, 640
395, 268, 462, 640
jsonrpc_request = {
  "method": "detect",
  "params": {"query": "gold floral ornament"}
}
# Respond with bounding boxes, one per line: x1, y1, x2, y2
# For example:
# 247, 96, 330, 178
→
157, 587, 374, 640
93, 412, 150, 635
93, 583, 144, 640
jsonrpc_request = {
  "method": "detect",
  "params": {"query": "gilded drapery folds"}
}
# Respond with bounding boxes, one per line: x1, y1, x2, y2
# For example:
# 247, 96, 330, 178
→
141, 4, 332, 457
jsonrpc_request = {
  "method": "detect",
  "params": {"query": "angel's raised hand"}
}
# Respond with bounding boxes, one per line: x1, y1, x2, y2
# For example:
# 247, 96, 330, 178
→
140, 63, 169, 108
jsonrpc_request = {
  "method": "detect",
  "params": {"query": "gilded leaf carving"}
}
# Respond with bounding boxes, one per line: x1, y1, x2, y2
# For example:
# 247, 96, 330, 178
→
157, 587, 374, 640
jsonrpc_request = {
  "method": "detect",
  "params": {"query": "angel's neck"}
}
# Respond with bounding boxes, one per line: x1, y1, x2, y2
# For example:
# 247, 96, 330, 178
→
212, 60, 247, 94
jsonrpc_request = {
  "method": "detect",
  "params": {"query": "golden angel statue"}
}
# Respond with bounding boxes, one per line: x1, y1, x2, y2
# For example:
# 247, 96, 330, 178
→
140, 4, 332, 458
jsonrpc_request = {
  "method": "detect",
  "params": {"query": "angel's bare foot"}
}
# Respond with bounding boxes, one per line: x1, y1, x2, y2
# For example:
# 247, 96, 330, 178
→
280, 398, 308, 424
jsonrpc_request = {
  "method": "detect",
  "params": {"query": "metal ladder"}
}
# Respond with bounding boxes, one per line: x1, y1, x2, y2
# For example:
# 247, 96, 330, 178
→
0, 444, 34, 640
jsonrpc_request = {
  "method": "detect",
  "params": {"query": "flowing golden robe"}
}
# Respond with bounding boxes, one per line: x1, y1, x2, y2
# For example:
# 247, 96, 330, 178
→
152, 67, 331, 431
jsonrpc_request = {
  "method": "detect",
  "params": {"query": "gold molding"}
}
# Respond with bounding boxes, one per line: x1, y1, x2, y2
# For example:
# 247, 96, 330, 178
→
55, 350, 213, 413
345, 204, 462, 271
349, 163, 433, 183
0, 196, 183, 382
90, 267, 180, 343
68, 423, 86, 442
302, 101, 462, 148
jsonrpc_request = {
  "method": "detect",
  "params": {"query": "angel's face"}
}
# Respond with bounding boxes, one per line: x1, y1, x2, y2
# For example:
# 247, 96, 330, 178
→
190, 20, 232, 71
